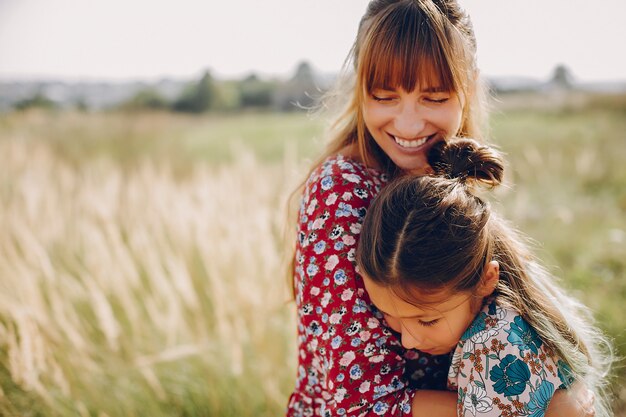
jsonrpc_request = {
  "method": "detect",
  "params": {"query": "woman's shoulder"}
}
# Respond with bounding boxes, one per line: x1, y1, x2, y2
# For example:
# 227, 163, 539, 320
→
306, 154, 388, 192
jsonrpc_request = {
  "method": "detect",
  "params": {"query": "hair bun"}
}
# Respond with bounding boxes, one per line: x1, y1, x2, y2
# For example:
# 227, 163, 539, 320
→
428, 138, 504, 187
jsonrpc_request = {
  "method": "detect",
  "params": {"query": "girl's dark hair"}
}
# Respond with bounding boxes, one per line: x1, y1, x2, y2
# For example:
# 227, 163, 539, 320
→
356, 138, 504, 295
356, 138, 613, 416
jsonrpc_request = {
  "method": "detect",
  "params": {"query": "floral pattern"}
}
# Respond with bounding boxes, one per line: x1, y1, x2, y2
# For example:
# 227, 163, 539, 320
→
287, 155, 450, 417
448, 299, 573, 417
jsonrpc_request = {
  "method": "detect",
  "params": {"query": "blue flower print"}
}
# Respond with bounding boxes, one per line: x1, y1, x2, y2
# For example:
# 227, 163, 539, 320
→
527, 379, 555, 417
335, 202, 353, 217
349, 364, 363, 379
461, 312, 487, 341
320, 176, 334, 191
372, 401, 390, 415
306, 263, 319, 277
506, 315, 543, 354
490, 354, 531, 396
375, 336, 388, 347
308, 321, 323, 337
334, 269, 347, 285
336, 373, 345, 382
351, 337, 361, 347
313, 241, 326, 254
334, 241, 345, 251
331, 336, 342, 349
337, 408, 346, 416
352, 298, 367, 313
373, 385, 389, 400
557, 360, 575, 388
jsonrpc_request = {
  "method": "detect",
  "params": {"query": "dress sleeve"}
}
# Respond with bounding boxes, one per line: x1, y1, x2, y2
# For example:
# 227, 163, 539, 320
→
447, 300, 573, 417
292, 159, 441, 416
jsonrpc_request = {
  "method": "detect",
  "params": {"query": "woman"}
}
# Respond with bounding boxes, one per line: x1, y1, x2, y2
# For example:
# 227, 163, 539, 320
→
286, 1, 595, 416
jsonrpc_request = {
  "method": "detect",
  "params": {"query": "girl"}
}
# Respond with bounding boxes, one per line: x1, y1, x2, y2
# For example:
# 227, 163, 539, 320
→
287, 0, 596, 416
355, 138, 612, 417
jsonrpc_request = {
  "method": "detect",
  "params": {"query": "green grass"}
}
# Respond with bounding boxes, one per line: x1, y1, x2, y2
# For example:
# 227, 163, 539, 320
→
0, 94, 624, 415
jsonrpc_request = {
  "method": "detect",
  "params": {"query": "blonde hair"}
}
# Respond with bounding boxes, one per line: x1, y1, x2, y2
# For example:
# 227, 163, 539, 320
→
286, 0, 489, 294
356, 139, 614, 416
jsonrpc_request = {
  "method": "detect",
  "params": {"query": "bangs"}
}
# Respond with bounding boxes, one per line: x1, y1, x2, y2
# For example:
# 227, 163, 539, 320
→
360, 4, 456, 94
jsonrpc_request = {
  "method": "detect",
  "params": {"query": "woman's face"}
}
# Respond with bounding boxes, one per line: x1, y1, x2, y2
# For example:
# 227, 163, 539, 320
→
362, 275, 476, 355
362, 84, 463, 175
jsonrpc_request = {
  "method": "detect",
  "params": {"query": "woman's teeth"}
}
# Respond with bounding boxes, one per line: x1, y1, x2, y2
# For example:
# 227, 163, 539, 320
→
393, 135, 429, 148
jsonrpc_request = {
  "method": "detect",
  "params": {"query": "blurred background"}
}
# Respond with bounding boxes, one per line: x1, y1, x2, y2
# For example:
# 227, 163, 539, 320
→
0, 0, 624, 416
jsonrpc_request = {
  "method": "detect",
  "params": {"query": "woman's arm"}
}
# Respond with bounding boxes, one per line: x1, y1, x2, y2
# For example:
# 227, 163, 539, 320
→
291, 158, 448, 416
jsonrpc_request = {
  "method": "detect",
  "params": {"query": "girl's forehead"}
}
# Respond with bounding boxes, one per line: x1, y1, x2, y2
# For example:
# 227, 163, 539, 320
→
364, 276, 467, 318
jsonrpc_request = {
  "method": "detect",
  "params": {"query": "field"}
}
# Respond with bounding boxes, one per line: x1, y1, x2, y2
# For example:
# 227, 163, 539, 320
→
0, 93, 625, 416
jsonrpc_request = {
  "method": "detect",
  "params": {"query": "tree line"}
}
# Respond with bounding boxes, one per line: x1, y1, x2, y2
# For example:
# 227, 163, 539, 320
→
12, 62, 322, 113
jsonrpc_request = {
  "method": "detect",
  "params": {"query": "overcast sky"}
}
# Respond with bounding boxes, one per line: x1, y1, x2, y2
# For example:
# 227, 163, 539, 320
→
0, 0, 624, 83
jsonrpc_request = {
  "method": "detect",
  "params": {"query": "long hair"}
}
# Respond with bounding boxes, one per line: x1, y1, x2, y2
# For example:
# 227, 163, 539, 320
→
356, 138, 613, 416
286, 0, 488, 296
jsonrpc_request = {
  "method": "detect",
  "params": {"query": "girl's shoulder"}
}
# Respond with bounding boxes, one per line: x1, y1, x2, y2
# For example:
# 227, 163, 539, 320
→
457, 298, 558, 361
448, 298, 574, 416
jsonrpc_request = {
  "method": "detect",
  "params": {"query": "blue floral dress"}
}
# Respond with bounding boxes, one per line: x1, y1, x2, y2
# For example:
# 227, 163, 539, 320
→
447, 298, 573, 417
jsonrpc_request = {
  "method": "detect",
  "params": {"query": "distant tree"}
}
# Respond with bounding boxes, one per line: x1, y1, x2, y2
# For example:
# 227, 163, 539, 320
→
73, 98, 89, 112
550, 64, 574, 90
274, 61, 319, 111
173, 70, 217, 113
122, 88, 169, 110
14, 92, 57, 110
238, 73, 276, 108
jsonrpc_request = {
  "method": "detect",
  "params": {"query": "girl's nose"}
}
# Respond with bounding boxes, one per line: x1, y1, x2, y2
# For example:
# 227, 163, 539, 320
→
400, 326, 424, 350
394, 104, 426, 139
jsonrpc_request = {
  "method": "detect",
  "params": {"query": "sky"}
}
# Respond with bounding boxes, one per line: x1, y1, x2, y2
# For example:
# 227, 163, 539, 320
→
0, 0, 624, 83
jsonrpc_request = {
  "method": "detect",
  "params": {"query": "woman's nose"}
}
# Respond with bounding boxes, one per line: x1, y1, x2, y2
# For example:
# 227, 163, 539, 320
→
393, 104, 426, 139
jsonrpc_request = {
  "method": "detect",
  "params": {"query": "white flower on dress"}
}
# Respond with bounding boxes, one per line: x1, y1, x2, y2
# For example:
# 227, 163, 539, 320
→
463, 381, 493, 416
324, 255, 339, 271
448, 346, 463, 380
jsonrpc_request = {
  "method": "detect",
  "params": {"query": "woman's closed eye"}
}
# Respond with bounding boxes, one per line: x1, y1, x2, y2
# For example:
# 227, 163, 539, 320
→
371, 94, 396, 102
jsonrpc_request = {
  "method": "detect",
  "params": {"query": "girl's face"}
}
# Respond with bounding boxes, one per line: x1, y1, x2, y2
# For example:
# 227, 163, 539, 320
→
362, 261, 499, 355
362, 84, 463, 175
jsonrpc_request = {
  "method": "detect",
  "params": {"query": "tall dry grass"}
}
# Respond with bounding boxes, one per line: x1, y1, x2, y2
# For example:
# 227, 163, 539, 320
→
0, 132, 299, 416
0, 97, 624, 415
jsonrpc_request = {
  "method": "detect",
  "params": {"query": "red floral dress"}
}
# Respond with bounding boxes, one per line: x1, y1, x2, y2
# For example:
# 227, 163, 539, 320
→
286, 155, 449, 417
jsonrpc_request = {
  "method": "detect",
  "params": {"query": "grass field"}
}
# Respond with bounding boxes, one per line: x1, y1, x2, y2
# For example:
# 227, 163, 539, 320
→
0, 93, 624, 416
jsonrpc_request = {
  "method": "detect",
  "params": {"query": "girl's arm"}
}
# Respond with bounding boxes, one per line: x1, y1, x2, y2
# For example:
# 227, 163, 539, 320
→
408, 383, 595, 417
411, 391, 457, 417
546, 383, 595, 417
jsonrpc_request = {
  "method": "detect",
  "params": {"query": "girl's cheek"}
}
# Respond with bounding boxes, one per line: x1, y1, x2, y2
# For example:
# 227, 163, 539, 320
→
384, 316, 402, 333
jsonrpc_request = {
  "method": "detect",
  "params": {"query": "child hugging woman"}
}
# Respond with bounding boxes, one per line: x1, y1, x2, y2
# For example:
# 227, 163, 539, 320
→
355, 139, 612, 417
286, 0, 605, 415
